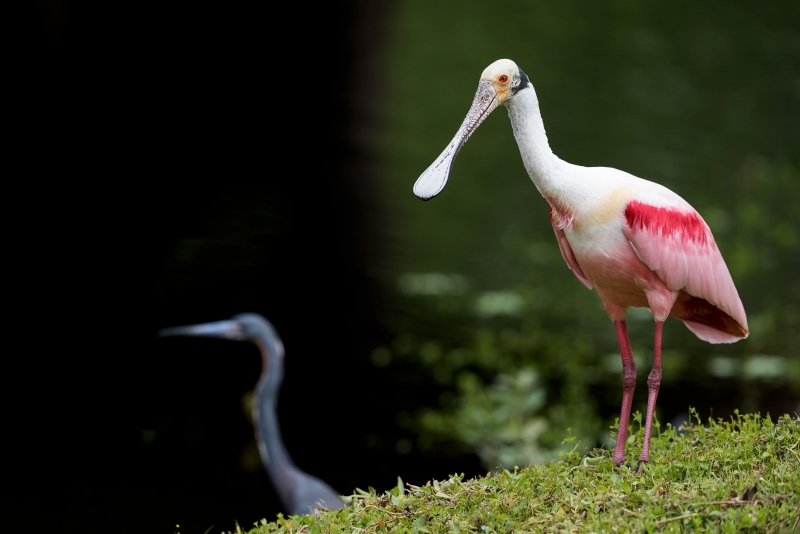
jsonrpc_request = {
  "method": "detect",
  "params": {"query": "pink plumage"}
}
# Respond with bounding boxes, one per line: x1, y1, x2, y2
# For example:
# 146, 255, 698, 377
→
622, 200, 748, 343
553, 198, 748, 343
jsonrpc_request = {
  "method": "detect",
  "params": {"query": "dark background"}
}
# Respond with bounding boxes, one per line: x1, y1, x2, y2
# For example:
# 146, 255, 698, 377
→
17, 2, 798, 534
18, 2, 483, 534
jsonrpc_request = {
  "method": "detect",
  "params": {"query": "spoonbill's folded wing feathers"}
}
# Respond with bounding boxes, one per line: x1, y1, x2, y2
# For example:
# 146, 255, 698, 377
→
550, 206, 592, 290
622, 196, 748, 342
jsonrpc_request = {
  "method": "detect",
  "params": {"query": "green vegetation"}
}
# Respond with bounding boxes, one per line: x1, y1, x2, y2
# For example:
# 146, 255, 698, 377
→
231, 410, 798, 533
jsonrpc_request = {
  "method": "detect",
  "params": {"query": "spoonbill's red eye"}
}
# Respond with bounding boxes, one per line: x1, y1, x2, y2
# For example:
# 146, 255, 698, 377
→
499, 75, 508, 83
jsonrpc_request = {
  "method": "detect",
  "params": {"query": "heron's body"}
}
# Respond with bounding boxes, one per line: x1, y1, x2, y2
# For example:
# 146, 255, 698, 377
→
247, 316, 344, 515
414, 59, 748, 467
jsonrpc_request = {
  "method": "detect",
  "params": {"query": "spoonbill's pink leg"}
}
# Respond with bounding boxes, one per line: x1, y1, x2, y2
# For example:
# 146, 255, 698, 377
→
638, 320, 664, 466
612, 319, 637, 465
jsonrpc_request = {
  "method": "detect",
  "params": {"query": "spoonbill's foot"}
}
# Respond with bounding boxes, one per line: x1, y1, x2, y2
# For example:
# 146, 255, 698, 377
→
612, 459, 643, 472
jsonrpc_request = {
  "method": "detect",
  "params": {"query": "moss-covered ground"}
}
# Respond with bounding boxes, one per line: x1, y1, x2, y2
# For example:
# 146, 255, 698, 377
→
223, 410, 798, 533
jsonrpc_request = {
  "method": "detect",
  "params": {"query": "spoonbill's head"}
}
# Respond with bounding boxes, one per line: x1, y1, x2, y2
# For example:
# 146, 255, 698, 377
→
480, 58, 530, 106
412, 59, 530, 200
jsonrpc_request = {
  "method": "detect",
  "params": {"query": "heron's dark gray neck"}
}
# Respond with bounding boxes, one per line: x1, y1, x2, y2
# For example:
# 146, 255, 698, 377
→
252, 337, 301, 506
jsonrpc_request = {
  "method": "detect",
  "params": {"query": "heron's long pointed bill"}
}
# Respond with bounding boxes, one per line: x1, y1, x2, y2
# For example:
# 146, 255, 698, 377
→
159, 320, 242, 339
413, 80, 499, 200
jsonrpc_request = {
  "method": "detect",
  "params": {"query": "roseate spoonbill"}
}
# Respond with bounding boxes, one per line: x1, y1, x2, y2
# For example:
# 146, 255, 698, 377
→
159, 313, 345, 514
413, 59, 748, 468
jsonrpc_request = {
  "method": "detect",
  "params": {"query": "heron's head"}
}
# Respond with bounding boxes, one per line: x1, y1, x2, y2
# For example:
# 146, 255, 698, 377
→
159, 313, 282, 354
230, 313, 280, 344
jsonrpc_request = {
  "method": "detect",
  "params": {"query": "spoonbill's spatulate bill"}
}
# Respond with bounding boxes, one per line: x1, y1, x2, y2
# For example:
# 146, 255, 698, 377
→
413, 59, 748, 468
159, 313, 345, 515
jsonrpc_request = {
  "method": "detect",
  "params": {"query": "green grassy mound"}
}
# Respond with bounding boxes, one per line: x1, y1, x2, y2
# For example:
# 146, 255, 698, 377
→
231, 411, 799, 533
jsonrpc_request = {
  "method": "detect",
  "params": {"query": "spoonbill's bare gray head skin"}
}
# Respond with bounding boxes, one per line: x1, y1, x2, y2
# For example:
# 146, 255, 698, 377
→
412, 58, 530, 200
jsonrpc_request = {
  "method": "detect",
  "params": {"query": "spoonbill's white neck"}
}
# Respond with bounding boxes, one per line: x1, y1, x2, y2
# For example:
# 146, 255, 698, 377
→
505, 86, 567, 198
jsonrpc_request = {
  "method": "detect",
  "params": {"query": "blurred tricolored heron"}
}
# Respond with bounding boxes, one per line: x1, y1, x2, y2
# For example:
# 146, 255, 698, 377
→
159, 313, 345, 515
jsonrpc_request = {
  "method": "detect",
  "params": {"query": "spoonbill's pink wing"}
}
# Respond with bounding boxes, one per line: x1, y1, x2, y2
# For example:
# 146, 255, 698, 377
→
622, 199, 748, 342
